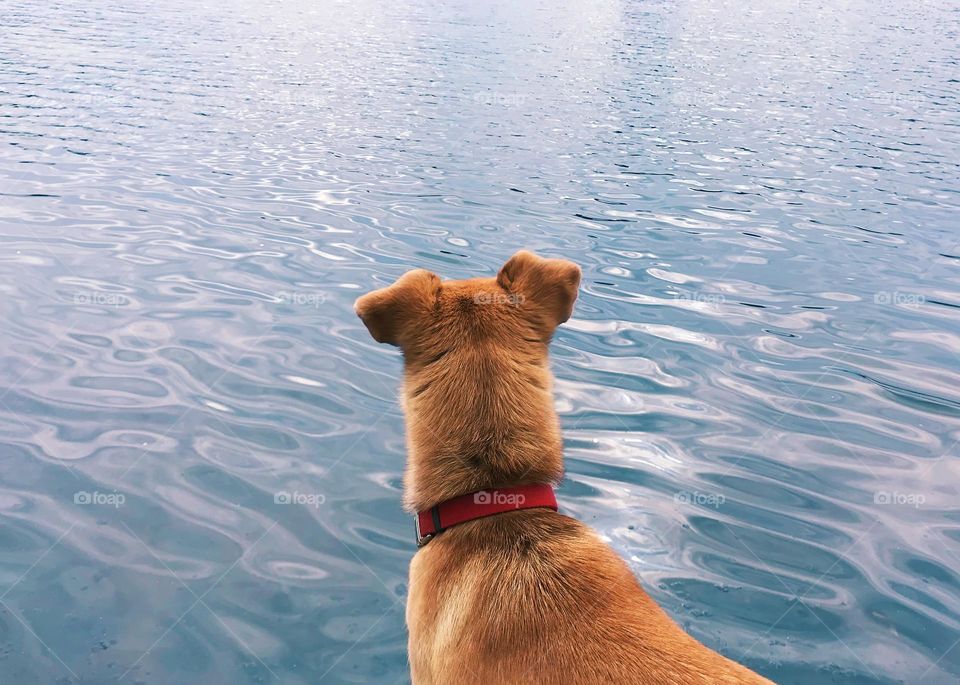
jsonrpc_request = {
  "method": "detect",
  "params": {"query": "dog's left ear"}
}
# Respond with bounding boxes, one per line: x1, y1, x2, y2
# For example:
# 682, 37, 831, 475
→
497, 250, 581, 334
354, 269, 440, 346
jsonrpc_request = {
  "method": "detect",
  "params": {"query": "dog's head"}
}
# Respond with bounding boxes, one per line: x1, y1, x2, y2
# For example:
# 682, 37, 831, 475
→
354, 250, 581, 355
354, 250, 580, 507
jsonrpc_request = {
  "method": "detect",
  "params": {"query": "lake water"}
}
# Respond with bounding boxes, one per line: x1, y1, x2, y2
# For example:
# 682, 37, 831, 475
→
2, 0, 959, 683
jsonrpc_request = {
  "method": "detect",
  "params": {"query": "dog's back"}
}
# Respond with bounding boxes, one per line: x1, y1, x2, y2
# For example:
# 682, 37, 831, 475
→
408, 509, 772, 684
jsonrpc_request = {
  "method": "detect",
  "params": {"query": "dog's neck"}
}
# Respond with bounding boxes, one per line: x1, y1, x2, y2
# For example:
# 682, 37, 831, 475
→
399, 351, 564, 512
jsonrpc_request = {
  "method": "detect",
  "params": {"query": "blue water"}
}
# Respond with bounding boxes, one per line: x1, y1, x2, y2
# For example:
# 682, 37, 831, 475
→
2, 0, 959, 683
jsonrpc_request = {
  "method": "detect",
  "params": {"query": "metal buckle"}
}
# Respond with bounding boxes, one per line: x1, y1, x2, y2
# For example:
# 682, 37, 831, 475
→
415, 515, 434, 547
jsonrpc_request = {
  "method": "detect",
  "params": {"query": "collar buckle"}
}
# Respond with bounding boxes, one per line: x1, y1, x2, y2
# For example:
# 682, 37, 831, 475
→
415, 515, 434, 547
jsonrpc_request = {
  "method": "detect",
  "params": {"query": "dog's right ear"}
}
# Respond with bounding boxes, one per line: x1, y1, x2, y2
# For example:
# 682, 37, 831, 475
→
354, 269, 440, 346
497, 250, 581, 335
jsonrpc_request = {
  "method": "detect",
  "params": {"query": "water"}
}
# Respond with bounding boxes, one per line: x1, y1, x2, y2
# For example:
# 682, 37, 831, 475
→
1, 0, 959, 682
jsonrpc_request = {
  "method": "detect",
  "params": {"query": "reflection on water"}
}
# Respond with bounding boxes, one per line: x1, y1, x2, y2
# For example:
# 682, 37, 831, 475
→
1, 0, 959, 683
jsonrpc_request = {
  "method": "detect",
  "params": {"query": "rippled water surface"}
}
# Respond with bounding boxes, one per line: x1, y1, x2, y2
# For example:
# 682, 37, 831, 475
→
2, 0, 959, 683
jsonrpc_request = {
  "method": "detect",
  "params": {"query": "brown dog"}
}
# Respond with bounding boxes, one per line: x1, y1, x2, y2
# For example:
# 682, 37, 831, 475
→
355, 251, 775, 685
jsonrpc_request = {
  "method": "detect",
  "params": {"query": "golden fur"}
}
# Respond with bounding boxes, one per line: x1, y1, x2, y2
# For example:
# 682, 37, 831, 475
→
355, 250, 775, 684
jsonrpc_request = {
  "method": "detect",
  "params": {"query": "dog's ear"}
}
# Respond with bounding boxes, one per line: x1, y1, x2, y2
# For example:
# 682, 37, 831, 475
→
354, 269, 440, 346
497, 250, 581, 334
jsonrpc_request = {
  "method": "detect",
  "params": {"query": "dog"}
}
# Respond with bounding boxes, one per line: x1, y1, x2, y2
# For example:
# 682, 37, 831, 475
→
355, 250, 775, 684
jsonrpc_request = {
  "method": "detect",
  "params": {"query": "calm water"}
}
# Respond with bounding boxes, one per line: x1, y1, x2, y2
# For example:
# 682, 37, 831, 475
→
2, 0, 959, 683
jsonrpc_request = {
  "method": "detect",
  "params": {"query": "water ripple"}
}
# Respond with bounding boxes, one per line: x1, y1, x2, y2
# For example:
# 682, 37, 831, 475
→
1, 0, 959, 683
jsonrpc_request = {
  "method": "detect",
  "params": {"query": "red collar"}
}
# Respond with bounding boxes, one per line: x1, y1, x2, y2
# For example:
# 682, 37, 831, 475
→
415, 483, 558, 547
